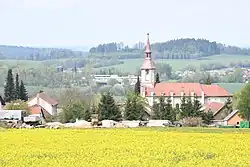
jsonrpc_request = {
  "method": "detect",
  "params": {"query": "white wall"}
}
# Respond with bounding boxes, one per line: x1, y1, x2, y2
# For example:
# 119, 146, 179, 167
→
147, 96, 229, 107
205, 97, 230, 104
141, 69, 155, 87
28, 97, 57, 116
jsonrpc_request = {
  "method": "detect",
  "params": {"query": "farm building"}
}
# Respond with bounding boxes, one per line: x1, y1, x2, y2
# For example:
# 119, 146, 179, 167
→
28, 91, 58, 116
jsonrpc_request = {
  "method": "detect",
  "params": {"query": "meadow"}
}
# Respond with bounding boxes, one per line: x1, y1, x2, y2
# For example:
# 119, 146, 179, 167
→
99, 54, 250, 72
0, 128, 250, 167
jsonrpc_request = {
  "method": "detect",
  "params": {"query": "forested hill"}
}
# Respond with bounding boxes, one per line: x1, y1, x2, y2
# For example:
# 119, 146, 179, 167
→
0, 45, 84, 60
89, 38, 250, 59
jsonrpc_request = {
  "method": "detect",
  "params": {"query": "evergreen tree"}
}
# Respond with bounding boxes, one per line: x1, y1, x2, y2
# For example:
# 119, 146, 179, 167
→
152, 96, 166, 119
165, 97, 175, 121
180, 95, 204, 118
204, 75, 212, 85
155, 73, 160, 83
192, 96, 204, 117
4, 69, 15, 102
99, 92, 122, 121
15, 73, 20, 100
134, 75, 140, 95
124, 92, 146, 120
152, 96, 175, 121
19, 80, 28, 101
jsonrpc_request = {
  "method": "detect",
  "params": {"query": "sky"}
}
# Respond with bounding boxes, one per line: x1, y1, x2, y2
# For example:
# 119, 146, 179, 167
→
0, 0, 249, 48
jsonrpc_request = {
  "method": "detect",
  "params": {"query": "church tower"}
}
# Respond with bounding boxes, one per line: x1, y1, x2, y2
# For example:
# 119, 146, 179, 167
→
140, 33, 156, 95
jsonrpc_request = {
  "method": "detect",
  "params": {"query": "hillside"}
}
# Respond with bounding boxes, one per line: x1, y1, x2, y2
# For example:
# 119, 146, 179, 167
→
89, 38, 250, 60
0, 45, 85, 60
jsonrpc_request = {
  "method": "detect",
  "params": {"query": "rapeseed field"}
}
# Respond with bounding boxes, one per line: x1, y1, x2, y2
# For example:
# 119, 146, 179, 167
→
0, 128, 250, 167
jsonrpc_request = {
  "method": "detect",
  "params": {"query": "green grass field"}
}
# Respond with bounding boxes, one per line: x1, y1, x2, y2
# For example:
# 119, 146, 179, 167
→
0, 128, 250, 167
98, 54, 250, 72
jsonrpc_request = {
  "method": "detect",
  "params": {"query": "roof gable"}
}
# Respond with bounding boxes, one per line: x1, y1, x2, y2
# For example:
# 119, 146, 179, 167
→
204, 102, 225, 116
224, 110, 239, 121
29, 92, 58, 106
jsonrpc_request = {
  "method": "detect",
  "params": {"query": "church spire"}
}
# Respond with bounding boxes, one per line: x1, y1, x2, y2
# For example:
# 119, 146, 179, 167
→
145, 33, 151, 54
145, 33, 152, 59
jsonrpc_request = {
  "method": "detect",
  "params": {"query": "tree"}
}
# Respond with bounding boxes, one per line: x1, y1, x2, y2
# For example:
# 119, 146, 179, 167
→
4, 99, 30, 116
98, 92, 122, 121
61, 101, 91, 123
152, 96, 166, 119
203, 74, 212, 85
237, 84, 250, 121
124, 92, 147, 120
155, 73, 160, 83
202, 111, 214, 124
134, 75, 140, 95
15, 73, 20, 100
19, 80, 28, 101
152, 96, 175, 121
4, 69, 15, 102
180, 95, 204, 118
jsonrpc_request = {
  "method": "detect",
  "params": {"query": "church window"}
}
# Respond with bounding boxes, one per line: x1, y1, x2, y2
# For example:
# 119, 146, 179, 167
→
145, 69, 150, 81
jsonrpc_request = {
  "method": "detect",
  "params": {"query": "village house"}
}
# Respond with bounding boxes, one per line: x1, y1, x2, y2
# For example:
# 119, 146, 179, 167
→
28, 92, 58, 117
203, 102, 243, 125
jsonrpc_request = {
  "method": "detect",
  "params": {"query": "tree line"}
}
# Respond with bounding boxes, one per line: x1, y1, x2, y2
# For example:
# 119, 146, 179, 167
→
88, 38, 250, 60
0, 45, 85, 60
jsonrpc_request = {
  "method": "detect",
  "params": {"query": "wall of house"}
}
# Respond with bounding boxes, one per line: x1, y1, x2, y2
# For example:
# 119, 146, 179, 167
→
28, 98, 38, 107
28, 97, 57, 116
227, 113, 243, 125
148, 96, 203, 107
205, 97, 230, 104
214, 108, 230, 120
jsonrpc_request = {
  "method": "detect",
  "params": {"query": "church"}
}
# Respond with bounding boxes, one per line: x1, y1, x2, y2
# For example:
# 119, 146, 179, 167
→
140, 34, 232, 109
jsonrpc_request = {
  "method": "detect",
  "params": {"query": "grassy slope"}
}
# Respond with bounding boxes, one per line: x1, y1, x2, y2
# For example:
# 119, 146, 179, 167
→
98, 54, 250, 72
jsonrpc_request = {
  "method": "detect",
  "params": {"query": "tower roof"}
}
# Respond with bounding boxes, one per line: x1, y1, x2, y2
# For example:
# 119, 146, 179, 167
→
141, 33, 156, 70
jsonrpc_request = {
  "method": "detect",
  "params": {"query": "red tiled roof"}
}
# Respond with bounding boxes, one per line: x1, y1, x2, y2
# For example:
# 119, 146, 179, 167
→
38, 92, 58, 106
202, 84, 232, 97
146, 83, 203, 96
30, 105, 42, 115
145, 83, 232, 97
204, 102, 225, 115
29, 104, 52, 119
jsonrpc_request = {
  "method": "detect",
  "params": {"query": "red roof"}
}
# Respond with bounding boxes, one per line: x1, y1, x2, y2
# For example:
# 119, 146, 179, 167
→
204, 102, 225, 115
38, 92, 58, 106
29, 105, 42, 115
29, 104, 52, 118
146, 83, 232, 97
202, 84, 232, 97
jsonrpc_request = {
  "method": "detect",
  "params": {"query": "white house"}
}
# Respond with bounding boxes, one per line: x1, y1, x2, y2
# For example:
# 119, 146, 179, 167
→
28, 92, 58, 116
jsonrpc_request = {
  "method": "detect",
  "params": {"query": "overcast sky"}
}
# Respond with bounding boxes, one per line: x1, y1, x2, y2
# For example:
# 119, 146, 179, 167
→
0, 0, 249, 47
